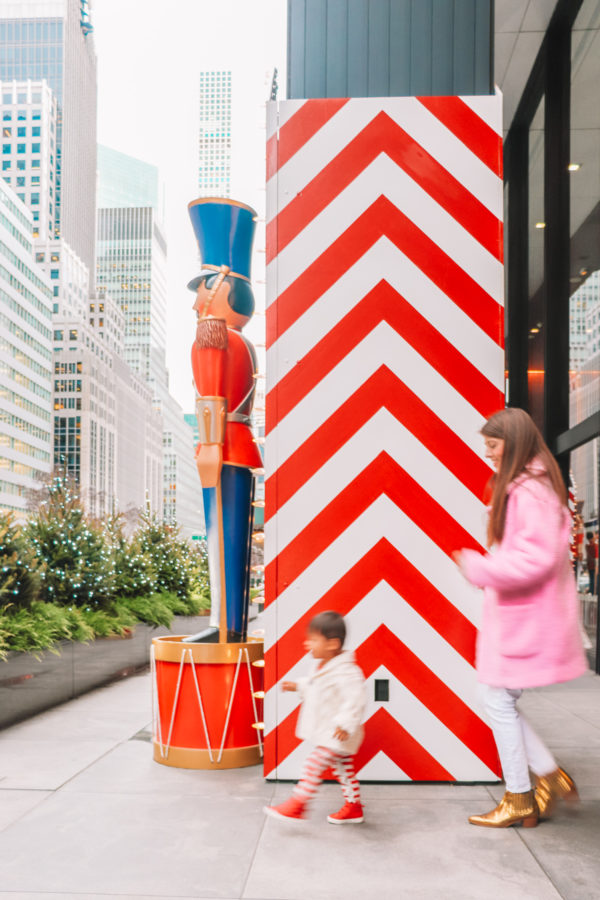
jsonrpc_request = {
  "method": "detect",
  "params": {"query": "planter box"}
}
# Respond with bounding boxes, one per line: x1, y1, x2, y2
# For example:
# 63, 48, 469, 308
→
0, 614, 210, 730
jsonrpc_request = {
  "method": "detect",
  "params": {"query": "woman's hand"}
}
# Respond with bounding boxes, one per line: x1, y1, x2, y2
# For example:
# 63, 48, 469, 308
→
281, 681, 297, 692
452, 550, 465, 573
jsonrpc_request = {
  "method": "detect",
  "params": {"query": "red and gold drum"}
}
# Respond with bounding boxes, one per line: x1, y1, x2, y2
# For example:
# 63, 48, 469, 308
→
151, 636, 264, 769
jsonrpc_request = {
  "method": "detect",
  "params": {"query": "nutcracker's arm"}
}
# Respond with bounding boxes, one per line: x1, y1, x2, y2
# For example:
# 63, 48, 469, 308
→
192, 318, 228, 488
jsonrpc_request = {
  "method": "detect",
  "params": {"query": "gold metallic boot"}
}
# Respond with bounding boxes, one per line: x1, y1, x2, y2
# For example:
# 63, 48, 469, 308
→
469, 790, 539, 828
534, 768, 579, 819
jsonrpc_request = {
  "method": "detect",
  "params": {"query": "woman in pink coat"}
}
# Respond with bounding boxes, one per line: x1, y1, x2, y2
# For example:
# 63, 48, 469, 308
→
455, 408, 587, 828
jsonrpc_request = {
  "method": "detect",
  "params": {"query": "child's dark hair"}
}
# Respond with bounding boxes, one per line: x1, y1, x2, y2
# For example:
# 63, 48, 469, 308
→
308, 611, 346, 646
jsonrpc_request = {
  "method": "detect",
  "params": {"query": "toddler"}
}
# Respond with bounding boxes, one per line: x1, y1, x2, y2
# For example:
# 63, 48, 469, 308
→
264, 610, 366, 824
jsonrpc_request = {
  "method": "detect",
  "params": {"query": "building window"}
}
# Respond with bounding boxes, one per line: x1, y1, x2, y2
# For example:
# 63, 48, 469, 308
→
50, 269, 59, 280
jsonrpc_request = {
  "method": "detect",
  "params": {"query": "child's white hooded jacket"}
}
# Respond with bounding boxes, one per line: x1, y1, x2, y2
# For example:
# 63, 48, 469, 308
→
295, 650, 366, 755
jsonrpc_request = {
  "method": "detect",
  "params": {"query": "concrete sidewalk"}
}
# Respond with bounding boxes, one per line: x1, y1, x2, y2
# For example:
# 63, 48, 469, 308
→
0, 669, 598, 900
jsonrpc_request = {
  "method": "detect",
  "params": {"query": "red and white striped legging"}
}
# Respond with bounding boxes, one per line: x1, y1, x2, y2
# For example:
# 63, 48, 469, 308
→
292, 745, 361, 806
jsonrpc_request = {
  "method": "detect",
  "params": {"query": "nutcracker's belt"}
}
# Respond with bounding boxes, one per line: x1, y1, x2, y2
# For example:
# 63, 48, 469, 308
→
227, 412, 251, 425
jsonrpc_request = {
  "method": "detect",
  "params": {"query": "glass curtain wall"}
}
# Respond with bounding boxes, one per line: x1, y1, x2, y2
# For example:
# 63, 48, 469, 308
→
569, 0, 600, 660
505, 0, 600, 670
528, 98, 545, 428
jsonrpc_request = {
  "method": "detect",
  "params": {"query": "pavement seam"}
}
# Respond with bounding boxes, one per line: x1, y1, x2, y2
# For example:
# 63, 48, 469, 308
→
239, 780, 276, 900
0, 788, 56, 837
514, 828, 567, 900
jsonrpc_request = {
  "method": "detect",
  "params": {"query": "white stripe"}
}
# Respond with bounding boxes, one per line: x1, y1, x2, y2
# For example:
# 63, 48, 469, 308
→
262, 495, 483, 638
266, 238, 504, 393
365, 666, 496, 781
460, 89, 503, 137
268, 96, 502, 220
277, 98, 308, 130
268, 664, 495, 781
266, 99, 279, 141
265, 322, 487, 476
266, 409, 488, 554
265, 582, 480, 715
357, 752, 409, 781
268, 155, 503, 305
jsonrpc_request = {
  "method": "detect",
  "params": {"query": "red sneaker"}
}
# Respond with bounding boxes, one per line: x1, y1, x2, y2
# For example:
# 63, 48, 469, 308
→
327, 801, 364, 824
264, 796, 306, 821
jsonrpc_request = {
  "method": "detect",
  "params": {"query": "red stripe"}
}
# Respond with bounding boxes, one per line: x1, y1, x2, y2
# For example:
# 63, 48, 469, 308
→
355, 708, 454, 780
267, 110, 502, 265
263, 706, 453, 781
264, 538, 476, 692
264, 629, 500, 778
264, 706, 299, 776
266, 98, 349, 181
355, 625, 501, 776
266, 196, 503, 349
265, 366, 492, 521
264, 452, 484, 605
418, 97, 502, 176
266, 281, 503, 434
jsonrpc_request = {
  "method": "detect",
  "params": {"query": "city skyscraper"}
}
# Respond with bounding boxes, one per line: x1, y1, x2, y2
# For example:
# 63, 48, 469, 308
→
1, 80, 58, 242
0, 178, 53, 514
0, 0, 98, 275
96, 206, 167, 387
97, 144, 160, 212
52, 289, 163, 518
96, 150, 204, 539
198, 70, 232, 196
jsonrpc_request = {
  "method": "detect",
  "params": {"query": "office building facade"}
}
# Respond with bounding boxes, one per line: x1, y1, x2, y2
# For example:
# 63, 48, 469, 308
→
0, 0, 97, 275
96, 161, 204, 537
0, 177, 52, 514
97, 144, 159, 213
198, 70, 232, 196
1, 79, 58, 242
96, 206, 167, 386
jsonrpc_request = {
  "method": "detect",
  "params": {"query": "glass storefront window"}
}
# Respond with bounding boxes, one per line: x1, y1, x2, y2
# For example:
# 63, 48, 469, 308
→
571, 436, 599, 662
528, 97, 545, 429
569, 0, 600, 428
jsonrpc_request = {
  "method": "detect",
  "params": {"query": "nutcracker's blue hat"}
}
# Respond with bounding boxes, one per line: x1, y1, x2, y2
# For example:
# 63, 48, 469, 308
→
187, 197, 258, 291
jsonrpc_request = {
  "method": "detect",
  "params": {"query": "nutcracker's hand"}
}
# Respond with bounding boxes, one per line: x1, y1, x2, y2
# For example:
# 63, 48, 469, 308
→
195, 443, 223, 488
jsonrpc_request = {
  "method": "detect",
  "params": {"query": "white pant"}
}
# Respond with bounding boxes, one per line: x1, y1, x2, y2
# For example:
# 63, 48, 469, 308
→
480, 685, 557, 793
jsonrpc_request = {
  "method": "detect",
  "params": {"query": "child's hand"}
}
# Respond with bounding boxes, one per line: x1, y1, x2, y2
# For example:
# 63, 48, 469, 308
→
333, 726, 349, 741
281, 681, 297, 692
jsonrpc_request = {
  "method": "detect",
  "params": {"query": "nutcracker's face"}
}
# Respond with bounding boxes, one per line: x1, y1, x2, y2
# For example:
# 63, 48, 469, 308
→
193, 277, 249, 330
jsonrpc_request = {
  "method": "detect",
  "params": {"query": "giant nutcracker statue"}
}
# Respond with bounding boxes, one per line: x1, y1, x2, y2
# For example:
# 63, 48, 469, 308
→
187, 197, 263, 642
150, 198, 264, 769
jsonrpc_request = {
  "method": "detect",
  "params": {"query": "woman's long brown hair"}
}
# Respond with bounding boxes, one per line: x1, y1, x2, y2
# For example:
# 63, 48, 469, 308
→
482, 408, 567, 546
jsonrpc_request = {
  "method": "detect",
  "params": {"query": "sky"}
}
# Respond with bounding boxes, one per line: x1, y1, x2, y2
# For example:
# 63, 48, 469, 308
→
92, 0, 287, 410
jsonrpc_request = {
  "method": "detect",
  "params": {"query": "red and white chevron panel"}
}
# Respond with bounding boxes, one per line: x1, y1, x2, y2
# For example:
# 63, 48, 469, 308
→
264, 95, 504, 781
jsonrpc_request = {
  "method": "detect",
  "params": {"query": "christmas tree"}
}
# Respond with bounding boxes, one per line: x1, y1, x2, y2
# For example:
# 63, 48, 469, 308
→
102, 512, 157, 598
27, 474, 116, 608
0, 512, 39, 609
136, 510, 207, 601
